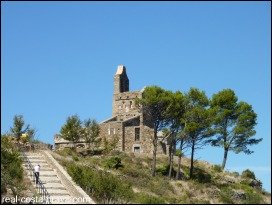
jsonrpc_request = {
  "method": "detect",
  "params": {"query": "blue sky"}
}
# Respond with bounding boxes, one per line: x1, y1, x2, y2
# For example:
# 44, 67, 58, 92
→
1, 2, 271, 192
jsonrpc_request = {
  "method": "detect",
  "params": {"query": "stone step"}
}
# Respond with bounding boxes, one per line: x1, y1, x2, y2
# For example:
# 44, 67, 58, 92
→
42, 183, 67, 190
24, 159, 47, 163
23, 164, 53, 170
24, 154, 44, 157
39, 177, 61, 183
23, 166, 54, 172
27, 172, 57, 177
27, 161, 49, 165
46, 189, 70, 196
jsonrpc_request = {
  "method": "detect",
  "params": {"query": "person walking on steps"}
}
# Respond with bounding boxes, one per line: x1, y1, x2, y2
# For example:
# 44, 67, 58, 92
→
34, 164, 40, 185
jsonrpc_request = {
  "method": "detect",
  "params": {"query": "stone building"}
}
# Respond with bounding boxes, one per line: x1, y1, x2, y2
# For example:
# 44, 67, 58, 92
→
54, 65, 168, 155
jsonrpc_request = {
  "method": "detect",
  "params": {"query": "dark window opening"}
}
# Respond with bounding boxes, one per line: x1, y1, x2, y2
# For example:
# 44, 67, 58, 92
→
134, 146, 140, 153
135, 128, 140, 141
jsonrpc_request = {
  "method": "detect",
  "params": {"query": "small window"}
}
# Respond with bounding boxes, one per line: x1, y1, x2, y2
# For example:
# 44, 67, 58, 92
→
130, 101, 133, 108
135, 128, 140, 141
134, 146, 140, 153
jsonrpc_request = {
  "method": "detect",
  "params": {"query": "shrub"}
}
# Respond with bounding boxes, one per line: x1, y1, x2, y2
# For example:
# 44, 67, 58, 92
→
72, 156, 79, 161
212, 164, 222, 172
156, 164, 176, 177
79, 148, 103, 157
66, 162, 133, 202
156, 164, 169, 176
241, 169, 256, 180
232, 171, 239, 177
219, 187, 234, 204
192, 167, 212, 183
104, 156, 123, 169
134, 193, 165, 204
1, 137, 24, 196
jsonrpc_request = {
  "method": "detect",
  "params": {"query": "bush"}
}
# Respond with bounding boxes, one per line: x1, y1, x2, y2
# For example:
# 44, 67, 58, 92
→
134, 193, 165, 204
104, 156, 123, 169
219, 187, 234, 204
1, 137, 24, 196
192, 167, 212, 183
156, 164, 169, 176
241, 169, 256, 180
72, 156, 79, 161
212, 164, 222, 172
156, 164, 176, 177
66, 162, 133, 202
79, 148, 103, 157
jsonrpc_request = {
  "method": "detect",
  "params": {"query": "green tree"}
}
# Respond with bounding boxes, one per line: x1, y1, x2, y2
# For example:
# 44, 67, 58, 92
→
175, 131, 188, 180
209, 89, 262, 169
136, 86, 170, 177
60, 115, 82, 149
184, 88, 213, 179
10, 115, 30, 142
82, 119, 100, 149
164, 91, 186, 178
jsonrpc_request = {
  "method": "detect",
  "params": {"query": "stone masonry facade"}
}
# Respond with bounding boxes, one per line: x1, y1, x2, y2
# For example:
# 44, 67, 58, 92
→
54, 65, 169, 155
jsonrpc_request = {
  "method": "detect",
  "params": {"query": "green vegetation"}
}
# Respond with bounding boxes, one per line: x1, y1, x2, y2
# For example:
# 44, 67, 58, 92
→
82, 119, 100, 149
212, 164, 223, 173
134, 193, 165, 204
60, 115, 82, 148
104, 156, 123, 169
241, 169, 256, 180
136, 86, 171, 177
1, 136, 24, 196
9, 115, 36, 144
209, 89, 262, 169
66, 161, 134, 203
54, 149, 269, 204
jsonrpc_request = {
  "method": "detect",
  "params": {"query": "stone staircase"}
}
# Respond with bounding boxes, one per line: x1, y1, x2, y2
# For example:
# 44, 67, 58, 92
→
22, 151, 95, 204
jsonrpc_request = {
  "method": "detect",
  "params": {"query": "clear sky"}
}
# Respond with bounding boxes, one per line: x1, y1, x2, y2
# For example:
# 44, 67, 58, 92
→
1, 2, 271, 192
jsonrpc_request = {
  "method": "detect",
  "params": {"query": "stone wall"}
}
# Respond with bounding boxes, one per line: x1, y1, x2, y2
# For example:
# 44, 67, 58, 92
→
99, 121, 123, 151
112, 91, 142, 120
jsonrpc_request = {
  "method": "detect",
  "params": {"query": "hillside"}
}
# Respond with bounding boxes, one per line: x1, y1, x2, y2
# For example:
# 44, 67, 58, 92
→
53, 148, 271, 204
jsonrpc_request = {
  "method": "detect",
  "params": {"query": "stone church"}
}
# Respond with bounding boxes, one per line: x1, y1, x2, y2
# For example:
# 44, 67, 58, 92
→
54, 65, 168, 155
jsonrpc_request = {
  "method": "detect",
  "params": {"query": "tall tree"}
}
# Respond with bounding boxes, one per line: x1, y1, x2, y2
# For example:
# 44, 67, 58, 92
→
175, 131, 189, 180
60, 115, 82, 149
184, 88, 213, 179
164, 91, 186, 178
82, 119, 100, 150
137, 86, 170, 177
10, 115, 30, 142
209, 89, 262, 169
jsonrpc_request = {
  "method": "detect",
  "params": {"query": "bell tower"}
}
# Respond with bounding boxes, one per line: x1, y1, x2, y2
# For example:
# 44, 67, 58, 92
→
114, 65, 129, 94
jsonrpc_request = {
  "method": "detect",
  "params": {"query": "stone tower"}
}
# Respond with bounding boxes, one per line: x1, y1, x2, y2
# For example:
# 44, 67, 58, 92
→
114, 65, 129, 94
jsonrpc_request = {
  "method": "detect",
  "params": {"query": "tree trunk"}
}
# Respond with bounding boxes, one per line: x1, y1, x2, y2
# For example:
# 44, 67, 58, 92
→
176, 154, 181, 180
176, 140, 183, 180
168, 136, 173, 178
189, 140, 195, 179
168, 150, 173, 179
221, 147, 228, 170
151, 129, 158, 177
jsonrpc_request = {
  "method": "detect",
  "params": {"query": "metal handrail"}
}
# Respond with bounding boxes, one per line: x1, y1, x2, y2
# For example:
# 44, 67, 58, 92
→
20, 149, 51, 204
